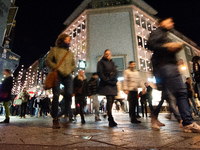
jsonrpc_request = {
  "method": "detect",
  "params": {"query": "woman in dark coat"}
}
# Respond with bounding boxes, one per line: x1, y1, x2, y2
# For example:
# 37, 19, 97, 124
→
73, 70, 87, 124
97, 49, 118, 127
0, 69, 13, 123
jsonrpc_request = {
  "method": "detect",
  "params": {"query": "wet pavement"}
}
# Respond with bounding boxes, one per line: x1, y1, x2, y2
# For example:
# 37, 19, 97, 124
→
0, 112, 200, 150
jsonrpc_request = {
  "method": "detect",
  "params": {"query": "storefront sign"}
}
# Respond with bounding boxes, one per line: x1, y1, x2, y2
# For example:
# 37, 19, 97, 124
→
78, 60, 86, 70
0, 46, 20, 64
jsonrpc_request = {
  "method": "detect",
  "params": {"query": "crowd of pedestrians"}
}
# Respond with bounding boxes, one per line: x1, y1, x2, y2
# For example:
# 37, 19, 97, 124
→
1, 17, 200, 134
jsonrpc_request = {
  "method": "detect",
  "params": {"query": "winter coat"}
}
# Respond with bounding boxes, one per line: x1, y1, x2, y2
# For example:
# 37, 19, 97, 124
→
46, 47, 75, 77
18, 91, 29, 103
0, 76, 13, 102
123, 68, 143, 91
97, 57, 118, 96
73, 75, 87, 97
87, 77, 98, 96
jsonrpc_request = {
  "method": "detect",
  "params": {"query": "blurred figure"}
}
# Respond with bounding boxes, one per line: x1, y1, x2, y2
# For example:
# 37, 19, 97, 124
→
144, 82, 153, 112
73, 70, 87, 124
185, 77, 199, 116
0, 69, 13, 123
139, 88, 147, 118
87, 73, 101, 121
97, 49, 118, 127
46, 33, 75, 129
123, 61, 143, 124
29, 94, 37, 117
34, 95, 40, 117
42, 95, 51, 117
147, 17, 200, 132
18, 88, 30, 119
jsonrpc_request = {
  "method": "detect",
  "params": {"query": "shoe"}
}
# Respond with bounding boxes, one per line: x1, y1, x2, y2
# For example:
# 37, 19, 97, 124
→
19, 117, 22, 119
109, 121, 117, 127
95, 117, 101, 121
103, 114, 107, 119
165, 114, 171, 120
0, 118, 9, 123
156, 120, 165, 126
52, 118, 60, 129
23, 116, 26, 119
151, 122, 160, 131
151, 117, 160, 130
81, 120, 85, 124
131, 119, 141, 124
183, 122, 200, 133
136, 115, 141, 118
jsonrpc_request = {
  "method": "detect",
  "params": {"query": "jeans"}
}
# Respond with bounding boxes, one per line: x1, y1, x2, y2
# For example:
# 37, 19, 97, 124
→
74, 96, 85, 121
155, 64, 193, 126
20, 102, 27, 117
3, 101, 10, 119
92, 94, 100, 118
52, 73, 73, 119
147, 97, 154, 112
35, 106, 40, 117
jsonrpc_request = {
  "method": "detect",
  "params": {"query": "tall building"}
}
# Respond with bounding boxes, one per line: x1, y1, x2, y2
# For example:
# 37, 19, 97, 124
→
0, 0, 20, 83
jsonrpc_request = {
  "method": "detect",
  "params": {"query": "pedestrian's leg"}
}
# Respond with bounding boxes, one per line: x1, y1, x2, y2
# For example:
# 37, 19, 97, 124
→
106, 95, 117, 127
141, 102, 144, 117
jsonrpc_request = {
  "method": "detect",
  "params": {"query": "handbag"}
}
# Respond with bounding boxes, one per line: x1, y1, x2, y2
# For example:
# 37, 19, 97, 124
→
14, 98, 23, 106
43, 50, 69, 90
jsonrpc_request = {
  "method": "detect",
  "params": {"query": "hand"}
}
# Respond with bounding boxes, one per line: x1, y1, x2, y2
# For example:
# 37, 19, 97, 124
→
163, 42, 184, 53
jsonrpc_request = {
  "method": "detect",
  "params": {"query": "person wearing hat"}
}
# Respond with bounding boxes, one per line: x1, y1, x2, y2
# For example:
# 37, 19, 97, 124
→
87, 73, 101, 121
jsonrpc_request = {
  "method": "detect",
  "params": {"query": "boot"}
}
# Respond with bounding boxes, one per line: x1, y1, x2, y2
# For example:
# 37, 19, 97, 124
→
108, 117, 117, 127
0, 118, 9, 123
81, 116, 85, 124
52, 118, 60, 129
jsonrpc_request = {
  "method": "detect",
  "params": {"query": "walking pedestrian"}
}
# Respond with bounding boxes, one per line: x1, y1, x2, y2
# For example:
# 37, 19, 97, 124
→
123, 61, 143, 123
18, 88, 29, 119
0, 69, 13, 123
144, 82, 153, 112
73, 70, 87, 124
46, 33, 75, 129
147, 17, 200, 132
97, 49, 118, 127
87, 73, 101, 121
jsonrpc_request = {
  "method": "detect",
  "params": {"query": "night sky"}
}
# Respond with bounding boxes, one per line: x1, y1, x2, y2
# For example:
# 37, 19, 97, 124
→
12, 0, 200, 68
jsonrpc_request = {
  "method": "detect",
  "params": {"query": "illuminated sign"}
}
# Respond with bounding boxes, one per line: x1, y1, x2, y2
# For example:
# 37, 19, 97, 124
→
78, 60, 86, 70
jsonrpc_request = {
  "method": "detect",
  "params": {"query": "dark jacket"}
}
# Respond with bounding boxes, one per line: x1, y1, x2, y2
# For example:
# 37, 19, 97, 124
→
73, 75, 87, 97
0, 76, 13, 102
146, 85, 153, 99
147, 27, 176, 68
97, 57, 118, 96
139, 91, 147, 104
185, 82, 193, 98
87, 77, 98, 96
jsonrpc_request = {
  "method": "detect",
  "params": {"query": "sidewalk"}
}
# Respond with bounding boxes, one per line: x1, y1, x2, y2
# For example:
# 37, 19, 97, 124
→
0, 113, 200, 150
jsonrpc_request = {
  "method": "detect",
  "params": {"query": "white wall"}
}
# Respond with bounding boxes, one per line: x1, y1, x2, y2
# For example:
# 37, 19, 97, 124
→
87, 11, 134, 72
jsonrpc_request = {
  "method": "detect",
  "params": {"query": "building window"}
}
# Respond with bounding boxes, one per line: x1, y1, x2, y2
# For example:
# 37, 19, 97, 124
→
185, 46, 191, 55
77, 24, 81, 33
144, 39, 148, 49
141, 18, 146, 29
193, 50, 198, 56
140, 58, 146, 71
137, 36, 143, 47
135, 14, 140, 26
147, 22, 151, 31
146, 60, 152, 72
73, 29, 76, 38
153, 26, 156, 31
82, 20, 85, 30
70, 32, 72, 40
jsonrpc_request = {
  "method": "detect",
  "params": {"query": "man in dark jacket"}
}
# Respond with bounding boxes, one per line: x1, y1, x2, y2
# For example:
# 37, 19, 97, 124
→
0, 69, 13, 123
97, 49, 118, 127
147, 17, 200, 132
144, 82, 153, 112
87, 73, 101, 121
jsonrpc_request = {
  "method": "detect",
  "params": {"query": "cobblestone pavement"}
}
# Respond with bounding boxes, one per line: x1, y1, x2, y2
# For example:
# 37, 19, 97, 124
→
0, 112, 200, 150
